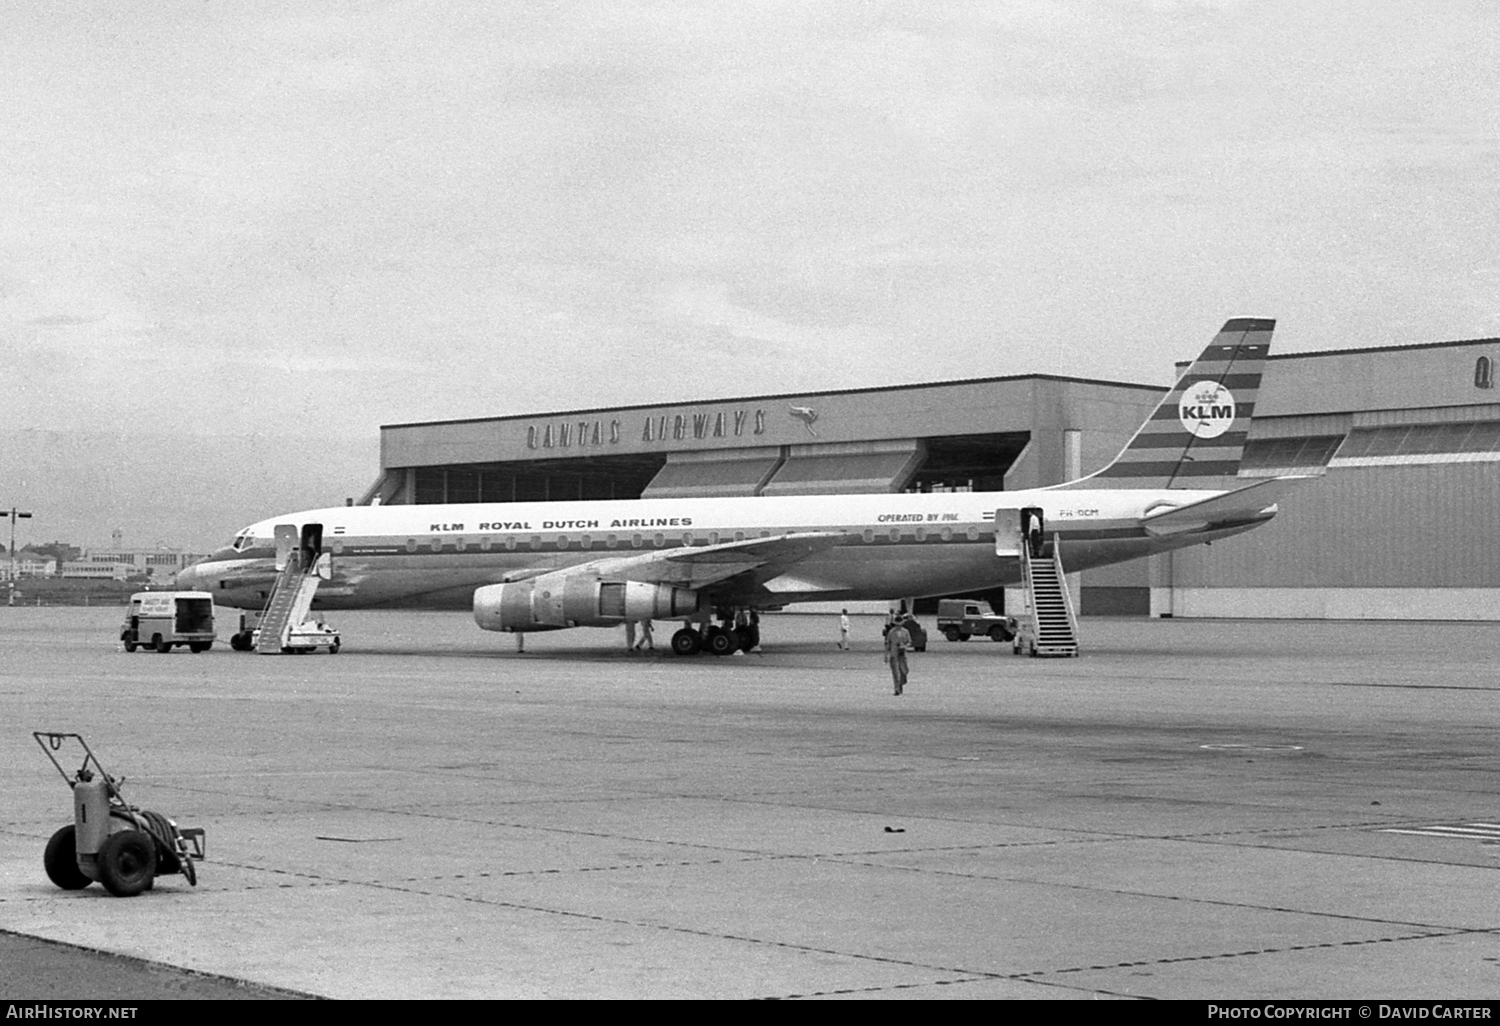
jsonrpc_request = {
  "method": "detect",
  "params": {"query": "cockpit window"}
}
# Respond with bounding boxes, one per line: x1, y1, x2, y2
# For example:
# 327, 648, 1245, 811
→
232, 532, 255, 552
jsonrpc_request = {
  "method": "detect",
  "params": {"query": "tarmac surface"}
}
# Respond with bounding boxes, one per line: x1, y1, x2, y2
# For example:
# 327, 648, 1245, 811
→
2, 607, 1500, 1000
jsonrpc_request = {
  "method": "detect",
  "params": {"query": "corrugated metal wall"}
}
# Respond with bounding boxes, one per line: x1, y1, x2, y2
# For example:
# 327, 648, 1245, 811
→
1163, 462, 1500, 588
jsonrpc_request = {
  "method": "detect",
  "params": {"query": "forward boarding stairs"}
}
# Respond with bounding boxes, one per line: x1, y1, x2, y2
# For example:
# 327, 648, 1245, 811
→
256, 524, 325, 654
1007, 507, 1080, 658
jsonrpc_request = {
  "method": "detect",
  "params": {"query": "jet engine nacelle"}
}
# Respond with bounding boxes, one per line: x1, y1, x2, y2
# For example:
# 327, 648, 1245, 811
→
473, 574, 702, 632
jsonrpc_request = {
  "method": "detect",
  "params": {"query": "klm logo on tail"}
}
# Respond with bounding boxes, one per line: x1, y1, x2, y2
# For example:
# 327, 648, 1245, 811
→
1179, 381, 1237, 439
1065, 318, 1273, 490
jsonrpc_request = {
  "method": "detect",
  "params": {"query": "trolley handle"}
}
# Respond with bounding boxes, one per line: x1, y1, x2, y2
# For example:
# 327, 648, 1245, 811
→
31, 731, 116, 791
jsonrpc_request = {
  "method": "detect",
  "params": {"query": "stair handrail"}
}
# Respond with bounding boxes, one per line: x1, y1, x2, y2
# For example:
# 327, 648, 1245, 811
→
1045, 534, 1080, 652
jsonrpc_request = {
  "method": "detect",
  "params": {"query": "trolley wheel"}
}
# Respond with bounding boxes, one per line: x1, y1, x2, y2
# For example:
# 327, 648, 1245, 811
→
97, 830, 157, 897
153, 634, 172, 654
43, 826, 92, 890
670, 628, 702, 656
122, 640, 137, 652
189, 642, 211, 653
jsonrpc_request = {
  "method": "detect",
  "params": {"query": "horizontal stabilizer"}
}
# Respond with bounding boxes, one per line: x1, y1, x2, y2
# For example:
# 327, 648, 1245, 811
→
1142, 476, 1310, 537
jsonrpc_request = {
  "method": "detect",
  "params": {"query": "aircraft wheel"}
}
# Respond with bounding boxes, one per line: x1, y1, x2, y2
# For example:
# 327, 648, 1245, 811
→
43, 827, 92, 890
670, 628, 702, 656
734, 626, 757, 651
706, 628, 737, 656
153, 634, 171, 654
229, 632, 252, 651
97, 830, 157, 897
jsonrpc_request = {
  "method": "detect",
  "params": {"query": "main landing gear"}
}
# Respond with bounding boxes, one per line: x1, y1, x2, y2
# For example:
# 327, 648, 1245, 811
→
671, 610, 760, 656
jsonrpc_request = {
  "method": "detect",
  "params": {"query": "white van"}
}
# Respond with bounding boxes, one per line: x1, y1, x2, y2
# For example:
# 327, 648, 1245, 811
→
120, 591, 217, 653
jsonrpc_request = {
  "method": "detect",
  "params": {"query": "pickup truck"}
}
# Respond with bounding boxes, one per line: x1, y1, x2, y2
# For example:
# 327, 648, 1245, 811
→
935, 599, 1016, 643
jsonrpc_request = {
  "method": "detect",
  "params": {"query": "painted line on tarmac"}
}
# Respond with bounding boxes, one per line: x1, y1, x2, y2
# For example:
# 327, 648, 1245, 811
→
1382, 822, 1500, 842
1324, 680, 1500, 692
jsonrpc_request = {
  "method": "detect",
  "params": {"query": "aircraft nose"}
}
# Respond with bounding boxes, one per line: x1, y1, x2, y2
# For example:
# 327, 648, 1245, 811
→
174, 563, 205, 590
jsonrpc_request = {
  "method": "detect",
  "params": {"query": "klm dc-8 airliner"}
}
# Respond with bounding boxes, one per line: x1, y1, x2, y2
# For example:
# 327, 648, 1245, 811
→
178, 319, 1310, 654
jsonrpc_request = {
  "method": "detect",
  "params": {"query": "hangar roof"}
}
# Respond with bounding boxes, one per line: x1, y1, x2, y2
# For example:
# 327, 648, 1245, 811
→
380, 373, 1166, 471
1253, 337, 1500, 419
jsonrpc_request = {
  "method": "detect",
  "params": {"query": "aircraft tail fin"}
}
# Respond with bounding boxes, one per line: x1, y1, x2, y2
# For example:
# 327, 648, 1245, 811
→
1059, 318, 1274, 490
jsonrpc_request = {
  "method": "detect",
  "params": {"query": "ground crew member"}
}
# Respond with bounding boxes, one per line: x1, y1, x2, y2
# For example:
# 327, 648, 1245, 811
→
634, 620, 654, 651
839, 609, 851, 650
885, 618, 910, 695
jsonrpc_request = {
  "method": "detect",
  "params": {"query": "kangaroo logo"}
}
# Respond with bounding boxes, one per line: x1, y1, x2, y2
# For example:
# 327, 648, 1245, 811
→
1178, 381, 1236, 439
788, 405, 819, 437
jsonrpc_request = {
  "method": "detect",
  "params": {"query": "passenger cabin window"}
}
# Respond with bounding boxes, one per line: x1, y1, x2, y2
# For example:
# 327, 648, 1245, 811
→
1477, 356, 1494, 390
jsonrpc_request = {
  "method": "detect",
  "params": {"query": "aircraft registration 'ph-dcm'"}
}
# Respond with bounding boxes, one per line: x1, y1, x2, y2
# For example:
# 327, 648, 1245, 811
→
178, 319, 1313, 655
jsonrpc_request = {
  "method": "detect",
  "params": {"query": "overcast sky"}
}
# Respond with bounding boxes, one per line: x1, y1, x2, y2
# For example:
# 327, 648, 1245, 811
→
3, 0, 1498, 550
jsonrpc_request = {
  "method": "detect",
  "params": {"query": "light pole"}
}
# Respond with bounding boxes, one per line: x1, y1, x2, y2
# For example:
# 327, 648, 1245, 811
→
4, 507, 33, 606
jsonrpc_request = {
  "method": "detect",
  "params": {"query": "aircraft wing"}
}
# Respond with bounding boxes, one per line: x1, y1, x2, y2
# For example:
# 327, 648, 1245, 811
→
1142, 476, 1312, 538
539, 531, 848, 593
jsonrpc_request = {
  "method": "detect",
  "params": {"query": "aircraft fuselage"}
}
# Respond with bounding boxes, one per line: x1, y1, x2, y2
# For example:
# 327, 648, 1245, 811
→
179, 486, 1271, 613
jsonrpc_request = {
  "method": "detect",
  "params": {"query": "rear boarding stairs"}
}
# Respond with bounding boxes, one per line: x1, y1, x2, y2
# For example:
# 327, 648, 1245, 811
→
1004, 506, 1080, 658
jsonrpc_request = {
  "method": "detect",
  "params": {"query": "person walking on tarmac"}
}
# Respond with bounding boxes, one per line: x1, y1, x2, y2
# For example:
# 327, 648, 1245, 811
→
885, 617, 911, 696
633, 619, 655, 651
838, 608, 851, 650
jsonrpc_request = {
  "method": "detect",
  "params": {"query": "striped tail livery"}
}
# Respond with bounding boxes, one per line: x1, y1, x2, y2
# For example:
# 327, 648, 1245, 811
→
1063, 317, 1273, 490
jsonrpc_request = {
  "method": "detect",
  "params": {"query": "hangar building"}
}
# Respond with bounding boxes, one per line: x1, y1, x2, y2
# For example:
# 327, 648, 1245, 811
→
363, 335, 1500, 621
1156, 337, 1500, 620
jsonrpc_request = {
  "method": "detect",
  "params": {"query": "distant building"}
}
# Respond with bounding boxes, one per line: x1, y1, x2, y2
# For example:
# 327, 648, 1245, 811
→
0, 550, 58, 580
79, 547, 209, 581
59, 561, 127, 581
